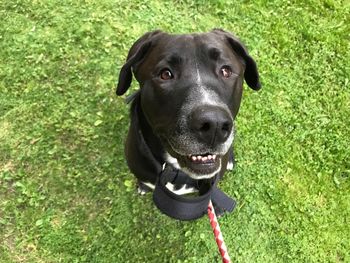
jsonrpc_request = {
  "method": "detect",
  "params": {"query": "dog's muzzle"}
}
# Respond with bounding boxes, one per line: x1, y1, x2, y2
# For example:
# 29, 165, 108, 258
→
164, 105, 233, 178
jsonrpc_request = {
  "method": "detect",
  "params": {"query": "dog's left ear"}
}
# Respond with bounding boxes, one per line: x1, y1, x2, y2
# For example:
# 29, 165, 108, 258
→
116, 30, 163, 96
212, 29, 261, 90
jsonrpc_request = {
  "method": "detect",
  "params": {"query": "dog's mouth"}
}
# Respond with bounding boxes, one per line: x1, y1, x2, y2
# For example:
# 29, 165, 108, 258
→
171, 151, 222, 179
161, 135, 229, 179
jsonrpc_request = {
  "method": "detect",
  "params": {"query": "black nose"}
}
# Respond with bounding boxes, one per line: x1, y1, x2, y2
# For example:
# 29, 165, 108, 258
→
190, 106, 232, 146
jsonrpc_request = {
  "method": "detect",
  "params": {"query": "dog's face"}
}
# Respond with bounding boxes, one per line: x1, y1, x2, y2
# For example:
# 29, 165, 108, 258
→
117, 29, 260, 179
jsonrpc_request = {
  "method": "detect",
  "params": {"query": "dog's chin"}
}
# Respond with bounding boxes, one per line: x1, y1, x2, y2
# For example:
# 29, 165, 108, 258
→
166, 150, 222, 179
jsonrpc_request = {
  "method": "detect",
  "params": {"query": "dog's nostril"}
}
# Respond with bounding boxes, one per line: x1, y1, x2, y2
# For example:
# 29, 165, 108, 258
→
200, 122, 211, 132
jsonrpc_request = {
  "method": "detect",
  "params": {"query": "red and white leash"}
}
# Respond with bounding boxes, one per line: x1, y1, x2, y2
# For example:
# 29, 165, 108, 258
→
208, 200, 232, 263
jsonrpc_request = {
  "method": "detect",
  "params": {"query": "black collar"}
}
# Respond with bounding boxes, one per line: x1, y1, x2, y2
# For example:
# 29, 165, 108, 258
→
153, 163, 235, 220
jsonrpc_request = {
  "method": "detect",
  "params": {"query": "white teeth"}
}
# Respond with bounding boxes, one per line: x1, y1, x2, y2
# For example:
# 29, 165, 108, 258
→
189, 154, 218, 162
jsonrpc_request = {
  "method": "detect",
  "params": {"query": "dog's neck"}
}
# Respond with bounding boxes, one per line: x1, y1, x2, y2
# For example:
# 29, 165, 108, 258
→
131, 92, 166, 165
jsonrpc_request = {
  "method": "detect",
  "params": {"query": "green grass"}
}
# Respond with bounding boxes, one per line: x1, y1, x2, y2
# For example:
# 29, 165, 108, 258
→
0, 0, 349, 262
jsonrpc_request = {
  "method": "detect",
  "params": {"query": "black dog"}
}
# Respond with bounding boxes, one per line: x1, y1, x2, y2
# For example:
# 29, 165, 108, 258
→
116, 29, 261, 216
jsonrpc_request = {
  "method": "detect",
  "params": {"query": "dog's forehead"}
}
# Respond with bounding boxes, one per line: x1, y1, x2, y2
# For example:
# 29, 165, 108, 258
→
156, 32, 230, 58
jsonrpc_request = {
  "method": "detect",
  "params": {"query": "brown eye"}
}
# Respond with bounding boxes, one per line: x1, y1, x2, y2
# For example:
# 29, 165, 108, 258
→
220, 66, 232, 78
160, 69, 173, 80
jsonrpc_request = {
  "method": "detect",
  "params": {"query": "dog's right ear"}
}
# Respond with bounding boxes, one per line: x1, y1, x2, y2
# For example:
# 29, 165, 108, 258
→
211, 29, 261, 90
116, 30, 163, 96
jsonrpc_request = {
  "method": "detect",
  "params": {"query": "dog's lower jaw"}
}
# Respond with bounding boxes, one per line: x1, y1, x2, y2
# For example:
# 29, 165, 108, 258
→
180, 160, 222, 179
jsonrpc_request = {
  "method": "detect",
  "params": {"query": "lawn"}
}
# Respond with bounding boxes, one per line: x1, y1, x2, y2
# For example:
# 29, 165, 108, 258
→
0, 0, 349, 262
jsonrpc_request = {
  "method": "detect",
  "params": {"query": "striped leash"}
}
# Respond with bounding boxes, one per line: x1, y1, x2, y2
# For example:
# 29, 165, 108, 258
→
208, 200, 231, 263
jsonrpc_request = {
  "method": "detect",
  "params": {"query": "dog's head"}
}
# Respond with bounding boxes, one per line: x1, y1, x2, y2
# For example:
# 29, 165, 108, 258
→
117, 29, 261, 179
